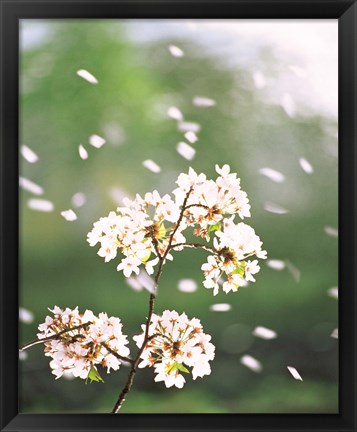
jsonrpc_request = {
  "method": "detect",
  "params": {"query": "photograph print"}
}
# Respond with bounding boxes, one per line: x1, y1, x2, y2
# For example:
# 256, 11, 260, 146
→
19, 19, 338, 414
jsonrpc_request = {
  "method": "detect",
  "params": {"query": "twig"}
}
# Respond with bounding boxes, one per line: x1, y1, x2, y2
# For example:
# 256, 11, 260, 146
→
19, 322, 92, 352
100, 343, 134, 365
168, 242, 218, 255
111, 189, 193, 414
184, 203, 210, 211
163, 188, 193, 261
111, 295, 156, 414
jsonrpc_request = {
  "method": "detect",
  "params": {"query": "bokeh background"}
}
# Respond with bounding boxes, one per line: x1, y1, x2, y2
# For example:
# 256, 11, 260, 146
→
19, 19, 338, 413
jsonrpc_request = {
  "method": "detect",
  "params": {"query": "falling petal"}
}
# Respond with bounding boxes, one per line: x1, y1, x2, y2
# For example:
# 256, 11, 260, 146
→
253, 71, 266, 89
27, 198, 54, 212
167, 106, 183, 121
89, 134, 106, 149
281, 93, 297, 118
210, 303, 231, 312
176, 142, 196, 160
168, 45, 184, 57
60, 209, 77, 221
259, 167, 285, 183
327, 287, 338, 299
103, 122, 125, 146
287, 366, 303, 381
184, 131, 198, 143
266, 259, 286, 270
78, 144, 88, 160
264, 202, 289, 215
143, 159, 161, 173
71, 192, 86, 208
63, 371, 76, 380
240, 355, 262, 373
19, 307, 34, 324
289, 65, 307, 78
126, 277, 143, 292
192, 96, 216, 107
324, 226, 338, 238
19, 351, 28, 361
253, 326, 277, 340
136, 270, 156, 294
178, 278, 197, 293
21, 145, 39, 163
178, 121, 201, 133
76, 69, 98, 84
109, 187, 131, 205
299, 158, 314, 174
19, 177, 44, 196
285, 260, 301, 282
331, 328, 338, 339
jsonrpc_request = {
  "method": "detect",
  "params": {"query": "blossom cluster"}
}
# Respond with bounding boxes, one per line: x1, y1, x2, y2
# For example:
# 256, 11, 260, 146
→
87, 165, 266, 294
87, 191, 183, 276
133, 310, 215, 388
37, 306, 130, 380
201, 217, 267, 295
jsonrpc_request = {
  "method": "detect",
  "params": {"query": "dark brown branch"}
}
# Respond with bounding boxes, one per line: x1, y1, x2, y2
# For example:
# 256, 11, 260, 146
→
111, 189, 193, 414
168, 242, 219, 255
163, 188, 193, 261
100, 343, 134, 365
111, 294, 156, 413
150, 236, 162, 260
19, 322, 92, 352
184, 203, 210, 211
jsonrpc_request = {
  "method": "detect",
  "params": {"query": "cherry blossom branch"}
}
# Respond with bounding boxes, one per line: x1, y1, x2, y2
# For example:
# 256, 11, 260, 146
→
20, 323, 133, 366
169, 242, 260, 263
150, 237, 162, 260
168, 242, 219, 255
163, 187, 193, 260
100, 343, 134, 365
184, 203, 210, 211
111, 291, 157, 413
111, 189, 193, 414
19, 322, 92, 352
19, 165, 267, 412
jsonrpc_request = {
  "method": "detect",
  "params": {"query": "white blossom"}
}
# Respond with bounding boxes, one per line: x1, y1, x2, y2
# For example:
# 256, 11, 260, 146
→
37, 306, 130, 381
133, 310, 215, 388
87, 165, 266, 295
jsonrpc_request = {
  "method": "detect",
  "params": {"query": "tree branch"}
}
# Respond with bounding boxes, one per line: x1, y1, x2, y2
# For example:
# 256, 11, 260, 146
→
100, 343, 134, 365
111, 189, 193, 414
168, 242, 219, 255
163, 188, 193, 260
19, 322, 92, 352
111, 295, 157, 413
184, 203, 210, 211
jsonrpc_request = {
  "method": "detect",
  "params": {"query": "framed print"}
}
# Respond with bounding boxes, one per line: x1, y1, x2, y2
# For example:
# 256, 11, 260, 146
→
1, 1, 356, 431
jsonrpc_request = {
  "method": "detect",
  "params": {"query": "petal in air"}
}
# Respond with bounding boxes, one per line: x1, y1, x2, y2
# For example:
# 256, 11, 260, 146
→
168, 45, 184, 58
76, 69, 98, 84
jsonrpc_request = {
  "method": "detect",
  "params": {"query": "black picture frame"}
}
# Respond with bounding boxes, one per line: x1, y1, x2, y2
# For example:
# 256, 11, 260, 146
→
1, 1, 356, 431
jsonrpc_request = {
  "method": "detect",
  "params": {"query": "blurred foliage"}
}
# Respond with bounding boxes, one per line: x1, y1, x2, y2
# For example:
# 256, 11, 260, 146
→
19, 20, 338, 413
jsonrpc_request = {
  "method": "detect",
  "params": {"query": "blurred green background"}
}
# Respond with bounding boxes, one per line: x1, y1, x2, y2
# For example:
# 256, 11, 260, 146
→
19, 19, 338, 413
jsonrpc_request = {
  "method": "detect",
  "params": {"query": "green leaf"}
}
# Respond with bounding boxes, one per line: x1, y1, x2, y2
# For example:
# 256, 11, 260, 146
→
208, 222, 222, 233
232, 261, 246, 276
165, 361, 190, 375
177, 363, 190, 374
86, 366, 104, 384
141, 249, 151, 263
158, 223, 166, 239
166, 362, 179, 374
